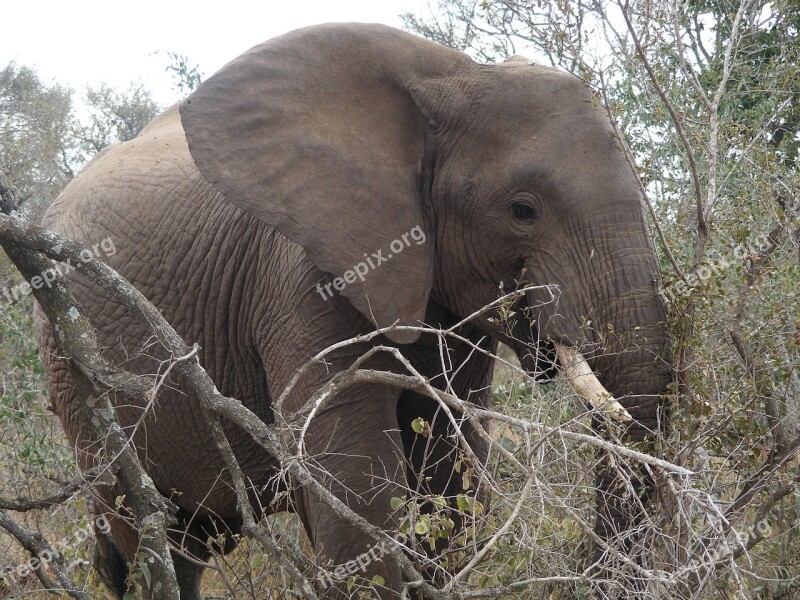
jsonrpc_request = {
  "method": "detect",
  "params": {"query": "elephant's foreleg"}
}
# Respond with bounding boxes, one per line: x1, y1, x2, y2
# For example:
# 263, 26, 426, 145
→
397, 390, 490, 587
292, 384, 407, 599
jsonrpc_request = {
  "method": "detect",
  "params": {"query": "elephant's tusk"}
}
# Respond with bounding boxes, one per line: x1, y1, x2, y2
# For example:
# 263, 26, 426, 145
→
554, 344, 633, 423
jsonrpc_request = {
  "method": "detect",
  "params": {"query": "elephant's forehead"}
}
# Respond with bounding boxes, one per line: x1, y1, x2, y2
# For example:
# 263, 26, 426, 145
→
461, 105, 619, 174
480, 65, 594, 115
461, 68, 614, 149
457, 78, 638, 204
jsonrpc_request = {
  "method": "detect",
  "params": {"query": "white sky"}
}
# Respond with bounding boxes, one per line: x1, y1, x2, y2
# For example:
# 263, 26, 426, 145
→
2, 0, 427, 106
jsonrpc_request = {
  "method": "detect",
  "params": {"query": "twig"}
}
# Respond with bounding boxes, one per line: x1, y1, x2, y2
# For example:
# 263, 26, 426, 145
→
618, 0, 706, 248
446, 475, 534, 587
0, 467, 106, 512
0, 510, 88, 599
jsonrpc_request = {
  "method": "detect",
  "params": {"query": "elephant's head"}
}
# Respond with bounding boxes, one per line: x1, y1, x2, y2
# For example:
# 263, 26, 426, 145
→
414, 57, 672, 434
180, 23, 671, 440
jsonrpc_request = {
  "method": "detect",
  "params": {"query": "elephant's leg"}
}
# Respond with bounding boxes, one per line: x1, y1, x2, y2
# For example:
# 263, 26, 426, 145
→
396, 318, 496, 583
396, 388, 490, 586
38, 317, 215, 600
36, 332, 139, 599
92, 511, 131, 599
168, 510, 240, 600
169, 554, 203, 600
90, 483, 147, 599
292, 383, 407, 599
398, 391, 477, 498
93, 487, 240, 600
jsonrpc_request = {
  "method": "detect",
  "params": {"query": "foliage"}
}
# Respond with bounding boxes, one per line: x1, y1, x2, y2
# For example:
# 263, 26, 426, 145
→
76, 83, 160, 157
0, 63, 74, 219
406, 0, 800, 597
162, 51, 204, 95
1, 64, 161, 223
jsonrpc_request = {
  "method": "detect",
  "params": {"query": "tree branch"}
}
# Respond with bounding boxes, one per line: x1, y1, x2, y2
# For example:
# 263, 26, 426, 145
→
0, 193, 181, 599
0, 467, 106, 512
0, 510, 88, 599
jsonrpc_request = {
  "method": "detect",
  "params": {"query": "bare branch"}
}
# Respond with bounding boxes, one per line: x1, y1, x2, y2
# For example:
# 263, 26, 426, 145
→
617, 0, 707, 253
0, 510, 88, 599
0, 467, 106, 512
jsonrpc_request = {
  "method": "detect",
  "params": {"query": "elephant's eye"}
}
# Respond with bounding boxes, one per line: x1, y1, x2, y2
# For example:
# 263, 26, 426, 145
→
511, 202, 537, 221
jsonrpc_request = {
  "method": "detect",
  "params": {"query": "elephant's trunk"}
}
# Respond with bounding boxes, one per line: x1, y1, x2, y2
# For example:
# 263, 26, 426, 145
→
522, 226, 673, 590
581, 295, 671, 592
523, 233, 672, 432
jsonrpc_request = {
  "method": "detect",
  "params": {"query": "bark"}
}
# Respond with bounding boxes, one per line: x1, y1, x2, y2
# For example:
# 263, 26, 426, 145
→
0, 194, 180, 599
0, 510, 87, 599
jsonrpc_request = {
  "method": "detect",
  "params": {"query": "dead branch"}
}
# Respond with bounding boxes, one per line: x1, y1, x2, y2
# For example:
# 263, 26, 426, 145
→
0, 467, 106, 512
0, 510, 87, 599
0, 194, 181, 598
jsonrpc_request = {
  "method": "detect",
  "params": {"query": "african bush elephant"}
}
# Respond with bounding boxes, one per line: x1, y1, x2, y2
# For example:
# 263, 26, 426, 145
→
36, 23, 671, 599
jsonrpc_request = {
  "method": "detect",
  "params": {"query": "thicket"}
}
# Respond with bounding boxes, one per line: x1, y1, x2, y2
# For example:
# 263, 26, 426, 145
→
1, 3, 797, 597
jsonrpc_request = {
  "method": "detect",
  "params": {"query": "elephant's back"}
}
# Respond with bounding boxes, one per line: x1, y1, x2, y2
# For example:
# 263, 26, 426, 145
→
44, 103, 216, 241
40, 104, 259, 337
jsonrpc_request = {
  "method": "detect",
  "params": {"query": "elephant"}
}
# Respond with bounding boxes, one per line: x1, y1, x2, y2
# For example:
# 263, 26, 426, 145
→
35, 23, 672, 599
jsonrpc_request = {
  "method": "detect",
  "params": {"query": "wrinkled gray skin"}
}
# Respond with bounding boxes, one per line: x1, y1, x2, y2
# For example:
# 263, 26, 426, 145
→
37, 24, 671, 599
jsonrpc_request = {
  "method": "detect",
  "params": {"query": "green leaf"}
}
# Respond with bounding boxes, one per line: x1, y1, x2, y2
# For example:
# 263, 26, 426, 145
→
390, 496, 406, 510
414, 516, 430, 535
399, 517, 411, 536
371, 575, 385, 587
138, 559, 151, 587
431, 495, 446, 510
456, 494, 483, 515
411, 417, 425, 434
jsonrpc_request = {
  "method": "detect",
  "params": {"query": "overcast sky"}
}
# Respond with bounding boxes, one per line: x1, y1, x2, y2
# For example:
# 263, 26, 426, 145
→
2, 1, 426, 105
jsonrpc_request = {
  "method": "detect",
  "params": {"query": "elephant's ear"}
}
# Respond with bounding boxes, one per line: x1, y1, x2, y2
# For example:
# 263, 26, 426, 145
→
180, 24, 470, 344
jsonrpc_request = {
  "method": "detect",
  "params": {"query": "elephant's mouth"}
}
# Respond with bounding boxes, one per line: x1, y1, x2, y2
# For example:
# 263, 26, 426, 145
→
504, 283, 633, 423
